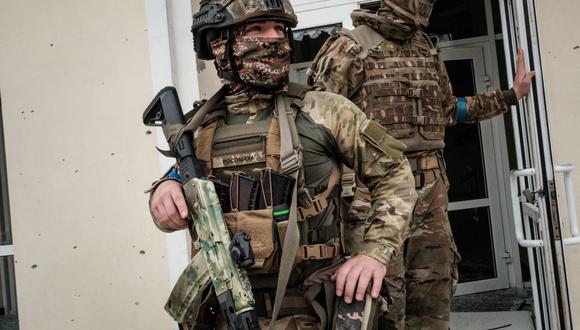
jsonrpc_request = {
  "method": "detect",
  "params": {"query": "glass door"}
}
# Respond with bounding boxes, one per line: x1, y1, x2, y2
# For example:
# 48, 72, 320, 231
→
440, 46, 511, 295
500, 0, 573, 328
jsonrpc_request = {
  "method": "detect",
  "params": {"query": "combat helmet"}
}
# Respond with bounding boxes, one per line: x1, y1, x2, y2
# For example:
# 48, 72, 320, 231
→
381, 0, 435, 29
191, 0, 298, 60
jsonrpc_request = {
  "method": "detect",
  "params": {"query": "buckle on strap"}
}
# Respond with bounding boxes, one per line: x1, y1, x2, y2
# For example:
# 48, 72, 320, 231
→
420, 155, 439, 170
280, 148, 302, 175
298, 195, 328, 220
299, 243, 339, 260
413, 170, 425, 189
412, 115, 427, 125
407, 88, 422, 98
340, 172, 356, 198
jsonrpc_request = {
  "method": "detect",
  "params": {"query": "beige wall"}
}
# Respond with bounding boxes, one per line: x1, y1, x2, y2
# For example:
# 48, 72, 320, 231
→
0, 1, 173, 329
536, 0, 580, 323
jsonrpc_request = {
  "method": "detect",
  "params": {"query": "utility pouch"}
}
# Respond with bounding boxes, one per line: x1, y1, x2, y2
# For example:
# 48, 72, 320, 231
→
164, 251, 212, 323
303, 262, 343, 329
276, 220, 289, 252
224, 208, 279, 274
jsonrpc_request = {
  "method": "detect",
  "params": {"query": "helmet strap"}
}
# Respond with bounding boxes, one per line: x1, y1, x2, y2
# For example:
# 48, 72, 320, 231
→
225, 31, 243, 84
213, 29, 243, 84
286, 26, 295, 63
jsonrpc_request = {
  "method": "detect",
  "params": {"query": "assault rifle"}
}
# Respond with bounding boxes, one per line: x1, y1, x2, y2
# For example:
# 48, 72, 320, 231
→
143, 87, 260, 330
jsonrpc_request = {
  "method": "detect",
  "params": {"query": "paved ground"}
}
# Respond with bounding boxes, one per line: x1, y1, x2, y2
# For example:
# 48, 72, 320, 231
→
452, 287, 534, 312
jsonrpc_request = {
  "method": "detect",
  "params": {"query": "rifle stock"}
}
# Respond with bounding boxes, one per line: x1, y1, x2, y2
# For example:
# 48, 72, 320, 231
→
144, 87, 259, 330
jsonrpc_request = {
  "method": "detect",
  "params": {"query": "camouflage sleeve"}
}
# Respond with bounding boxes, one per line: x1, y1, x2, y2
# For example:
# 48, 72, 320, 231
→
301, 91, 417, 266
436, 54, 518, 125
307, 34, 365, 98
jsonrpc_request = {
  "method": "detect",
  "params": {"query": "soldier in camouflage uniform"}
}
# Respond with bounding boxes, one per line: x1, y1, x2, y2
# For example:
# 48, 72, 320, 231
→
148, 0, 417, 328
308, 0, 535, 329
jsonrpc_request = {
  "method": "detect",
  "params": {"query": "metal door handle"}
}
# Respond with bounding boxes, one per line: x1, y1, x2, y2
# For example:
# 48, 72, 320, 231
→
554, 164, 580, 245
510, 168, 543, 247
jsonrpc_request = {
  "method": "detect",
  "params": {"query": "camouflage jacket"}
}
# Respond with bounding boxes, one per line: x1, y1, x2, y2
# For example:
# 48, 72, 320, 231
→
150, 86, 417, 267
307, 25, 518, 136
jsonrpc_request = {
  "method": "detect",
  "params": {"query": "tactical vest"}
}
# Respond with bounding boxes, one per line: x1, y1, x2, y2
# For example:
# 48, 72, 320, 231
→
193, 84, 342, 276
344, 25, 447, 153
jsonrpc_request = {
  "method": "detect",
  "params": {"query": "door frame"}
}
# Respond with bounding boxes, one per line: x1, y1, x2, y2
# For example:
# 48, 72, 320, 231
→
499, 0, 573, 328
440, 45, 512, 296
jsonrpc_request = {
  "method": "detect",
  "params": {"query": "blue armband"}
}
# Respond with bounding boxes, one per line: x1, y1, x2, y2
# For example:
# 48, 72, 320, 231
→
456, 97, 468, 123
167, 167, 182, 181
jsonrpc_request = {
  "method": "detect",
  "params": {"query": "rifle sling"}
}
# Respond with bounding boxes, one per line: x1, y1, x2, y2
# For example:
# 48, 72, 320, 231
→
161, 86, 228, 156
269, 94, 302, 328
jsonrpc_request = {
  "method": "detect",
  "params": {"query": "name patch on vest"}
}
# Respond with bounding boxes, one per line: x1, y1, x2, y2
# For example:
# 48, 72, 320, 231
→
212, 151, 266, 169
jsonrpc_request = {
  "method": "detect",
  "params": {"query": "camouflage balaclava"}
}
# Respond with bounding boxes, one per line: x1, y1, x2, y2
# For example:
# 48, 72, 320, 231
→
210, 25, 291, 91
380, 0, 436, 30
351, 0, 435, 41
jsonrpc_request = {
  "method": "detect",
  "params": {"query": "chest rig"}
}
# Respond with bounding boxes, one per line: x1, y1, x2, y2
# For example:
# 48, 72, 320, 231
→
193, 85, 343, 324
344, 24, 447, 153
194, 85, 342, 270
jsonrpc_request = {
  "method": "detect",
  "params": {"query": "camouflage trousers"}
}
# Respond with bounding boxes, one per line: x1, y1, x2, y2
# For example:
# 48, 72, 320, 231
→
381, 169, 460, 330
344, 166, 459, 330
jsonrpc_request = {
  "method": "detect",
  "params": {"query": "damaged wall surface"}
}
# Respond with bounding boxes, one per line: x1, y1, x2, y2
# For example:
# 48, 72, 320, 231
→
0, 0, 173, 329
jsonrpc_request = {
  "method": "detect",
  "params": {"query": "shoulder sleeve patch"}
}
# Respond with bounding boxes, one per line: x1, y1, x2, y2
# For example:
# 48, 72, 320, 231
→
361, 120, 406, 161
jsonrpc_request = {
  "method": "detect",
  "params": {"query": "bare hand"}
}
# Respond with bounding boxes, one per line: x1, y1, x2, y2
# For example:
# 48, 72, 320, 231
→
512, 48, 536, 100
150, 180, 188, 230
331, 255, 386, 303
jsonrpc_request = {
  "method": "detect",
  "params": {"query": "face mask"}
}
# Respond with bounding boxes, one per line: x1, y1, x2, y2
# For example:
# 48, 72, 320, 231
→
232, 35, 291, 90
380, 0, 435, 29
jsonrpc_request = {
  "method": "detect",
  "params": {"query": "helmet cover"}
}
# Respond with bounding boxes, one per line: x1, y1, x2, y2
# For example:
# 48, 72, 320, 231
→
192, 0, 297, 59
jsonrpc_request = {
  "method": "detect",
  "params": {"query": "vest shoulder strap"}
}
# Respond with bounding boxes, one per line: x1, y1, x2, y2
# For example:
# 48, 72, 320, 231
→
287, 82, 312, 100
413, 31, 439, 57
188, 85, 228, 131
286, 82, 312, 112
184, 99, 207, 121
340, 24, 386, 59
340, 25, 386, 98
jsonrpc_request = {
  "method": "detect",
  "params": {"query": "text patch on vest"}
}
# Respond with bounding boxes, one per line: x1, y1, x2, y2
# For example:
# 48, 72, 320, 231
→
212, 151, 266, 169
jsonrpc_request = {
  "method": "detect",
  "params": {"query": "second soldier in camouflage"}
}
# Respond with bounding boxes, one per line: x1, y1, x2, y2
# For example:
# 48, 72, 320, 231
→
308, 0, 534, 329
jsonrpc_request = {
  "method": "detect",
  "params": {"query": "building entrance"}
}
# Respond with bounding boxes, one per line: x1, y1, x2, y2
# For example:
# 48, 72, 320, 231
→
441, 45, 512, 295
